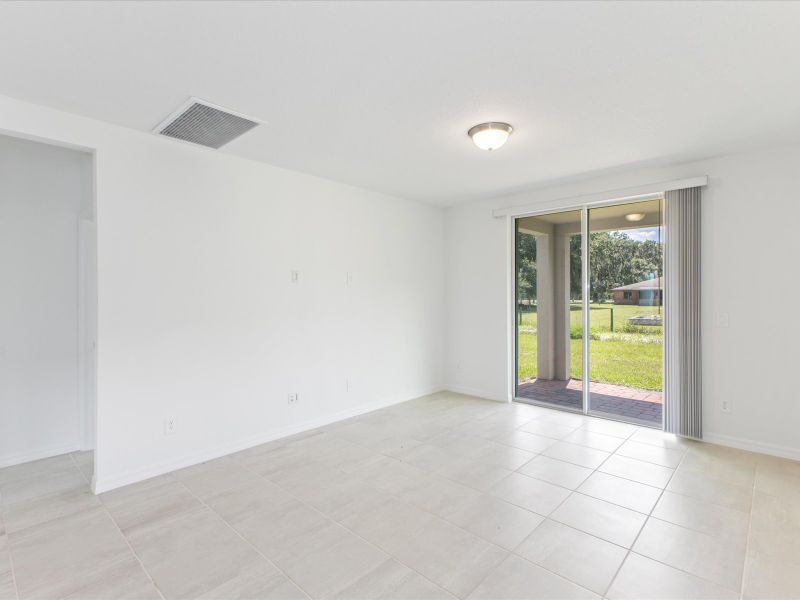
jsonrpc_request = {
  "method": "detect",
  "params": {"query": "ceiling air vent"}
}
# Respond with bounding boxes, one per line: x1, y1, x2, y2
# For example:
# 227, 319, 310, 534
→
153, 98, 261, 149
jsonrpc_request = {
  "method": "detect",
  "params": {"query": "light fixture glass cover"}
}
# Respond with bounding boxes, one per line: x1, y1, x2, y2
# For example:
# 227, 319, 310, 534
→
468, 122, 513, 151
625, 212, 646, 222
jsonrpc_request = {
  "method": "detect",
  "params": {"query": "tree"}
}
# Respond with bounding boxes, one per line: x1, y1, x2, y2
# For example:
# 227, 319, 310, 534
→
516, 232, 536, 308
569, 234, 582, 299
588, 231, 662, 302
517, 227, 661, 305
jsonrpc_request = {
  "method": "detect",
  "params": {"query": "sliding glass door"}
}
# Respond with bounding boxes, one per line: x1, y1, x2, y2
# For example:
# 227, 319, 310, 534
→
515, 210, 583, 411
587, 199, 664, 425
515, 198, 664, 427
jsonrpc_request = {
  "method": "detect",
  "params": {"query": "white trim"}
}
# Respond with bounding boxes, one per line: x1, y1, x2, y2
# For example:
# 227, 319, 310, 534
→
0, 443, 82, 469
703, 432, 800, 462
92, 386, 441, 494
77, 219, 97, 452
660, 197, 667, 432
492, 176, 708, 218
444, 384, 508, 403
506, 215, 516, 403
580, 207, 589, 414
0, 127, 95, 155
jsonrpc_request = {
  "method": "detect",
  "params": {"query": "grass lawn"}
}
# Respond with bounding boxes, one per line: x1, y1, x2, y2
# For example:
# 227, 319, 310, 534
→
517, 303, 663, 390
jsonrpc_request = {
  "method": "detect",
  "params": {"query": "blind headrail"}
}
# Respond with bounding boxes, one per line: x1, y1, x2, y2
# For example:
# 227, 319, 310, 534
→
492, 175, 708, 218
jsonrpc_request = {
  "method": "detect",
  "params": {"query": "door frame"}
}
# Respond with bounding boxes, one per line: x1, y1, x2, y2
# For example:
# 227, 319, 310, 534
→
508, 192, 666, 429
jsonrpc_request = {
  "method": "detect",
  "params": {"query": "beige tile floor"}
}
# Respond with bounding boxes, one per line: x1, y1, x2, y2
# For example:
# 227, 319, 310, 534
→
1, 392, 799, 599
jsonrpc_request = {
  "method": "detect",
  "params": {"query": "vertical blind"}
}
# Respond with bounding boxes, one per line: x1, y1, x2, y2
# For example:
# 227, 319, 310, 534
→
664, 186, 702, 438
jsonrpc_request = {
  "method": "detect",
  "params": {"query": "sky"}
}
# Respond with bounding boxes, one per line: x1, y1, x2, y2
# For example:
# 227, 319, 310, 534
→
619, 226, 663, 243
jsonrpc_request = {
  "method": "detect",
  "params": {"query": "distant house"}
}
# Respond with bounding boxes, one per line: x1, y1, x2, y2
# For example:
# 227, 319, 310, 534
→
612, 279, 662, 306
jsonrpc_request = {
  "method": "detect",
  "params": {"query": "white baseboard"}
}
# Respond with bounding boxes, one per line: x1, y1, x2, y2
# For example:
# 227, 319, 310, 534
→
703, 432, 800, 462
443, 384, 508, 403
93, 386, 443, 494
0, 441, 82, 469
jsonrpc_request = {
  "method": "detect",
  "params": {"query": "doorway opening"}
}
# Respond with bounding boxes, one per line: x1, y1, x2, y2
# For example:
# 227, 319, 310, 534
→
0, 134, 96, 474
514, 198, 664, 427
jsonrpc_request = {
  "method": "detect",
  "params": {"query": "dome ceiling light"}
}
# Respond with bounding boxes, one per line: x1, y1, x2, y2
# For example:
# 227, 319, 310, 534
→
468, 122, 513, 151
625, 213, 646, 222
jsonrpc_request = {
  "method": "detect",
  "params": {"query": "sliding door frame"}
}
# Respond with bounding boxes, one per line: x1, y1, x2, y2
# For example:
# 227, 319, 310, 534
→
510, 192, 665, 427
580, 206, 590, 416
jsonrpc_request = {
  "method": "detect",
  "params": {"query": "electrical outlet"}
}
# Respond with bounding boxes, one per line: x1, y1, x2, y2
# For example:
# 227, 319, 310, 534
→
721, 398, 731, 413
287, 392, 298, 405
163, 418, 177, 436
345, 271, 353, 286
346, 378, 352, 392
290, 270, 299, 283
717, 312, 730, 328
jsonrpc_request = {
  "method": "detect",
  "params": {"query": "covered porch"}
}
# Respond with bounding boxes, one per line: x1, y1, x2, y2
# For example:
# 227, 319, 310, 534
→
517, 378, 663, 425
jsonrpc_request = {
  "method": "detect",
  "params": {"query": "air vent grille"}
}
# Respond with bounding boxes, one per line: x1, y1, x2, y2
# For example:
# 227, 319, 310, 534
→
155, 99, 259, 149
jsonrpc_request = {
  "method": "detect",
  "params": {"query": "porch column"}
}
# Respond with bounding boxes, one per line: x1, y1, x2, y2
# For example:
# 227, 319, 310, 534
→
535, 233, 554, 380
552, 232, 572, 380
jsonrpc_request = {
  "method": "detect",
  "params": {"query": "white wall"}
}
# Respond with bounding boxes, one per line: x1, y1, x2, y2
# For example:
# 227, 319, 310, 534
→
0, 134, 93, 467
445, 144, 800, 460
4, 87, 796, 489
0, 94, 444, 492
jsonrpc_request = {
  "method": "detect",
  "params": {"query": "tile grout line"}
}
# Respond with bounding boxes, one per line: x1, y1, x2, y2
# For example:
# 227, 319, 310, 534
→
330, 401, 689, 597
501, 420, 696, 596
229, 458, 459, 599
597, 441, 688, 598
593, 441, 747, 598
248, 399, 552, 595
3, 457, 125, 600
2, 519, 21, 600
8, 399, 752, 600
215, 397, 515, 590
2, 456, 110, 600
437, 405, 664, 597
330, 405, 633, 597
739, 462, 757, 600
512, 452, 667, 492
0, 397, 778, 600
336, 414, 572, 517
461, 428, 624, 599
498, 415, 640, 518
336, 408, 603, 504
75, 400, 470, 599
0, 474, 20, 600
169, 477, 314, 600
507, 427, 726, 518
558, 439, 748, 598
318, 434, 547, 597
499, 414, 643, 597
122, 402, 705, 597
67, 452, 167, 600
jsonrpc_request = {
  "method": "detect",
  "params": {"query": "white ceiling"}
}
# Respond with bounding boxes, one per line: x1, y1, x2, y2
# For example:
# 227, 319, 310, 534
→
1, 1, 800, 206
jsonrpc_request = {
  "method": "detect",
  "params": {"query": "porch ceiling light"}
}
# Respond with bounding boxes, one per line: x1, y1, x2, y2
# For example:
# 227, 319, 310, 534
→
625, 213, 646, 222
468, 122, 513, 151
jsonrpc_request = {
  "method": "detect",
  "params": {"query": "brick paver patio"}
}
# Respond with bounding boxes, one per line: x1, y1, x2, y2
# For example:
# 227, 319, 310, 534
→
517, 378, 663, 425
